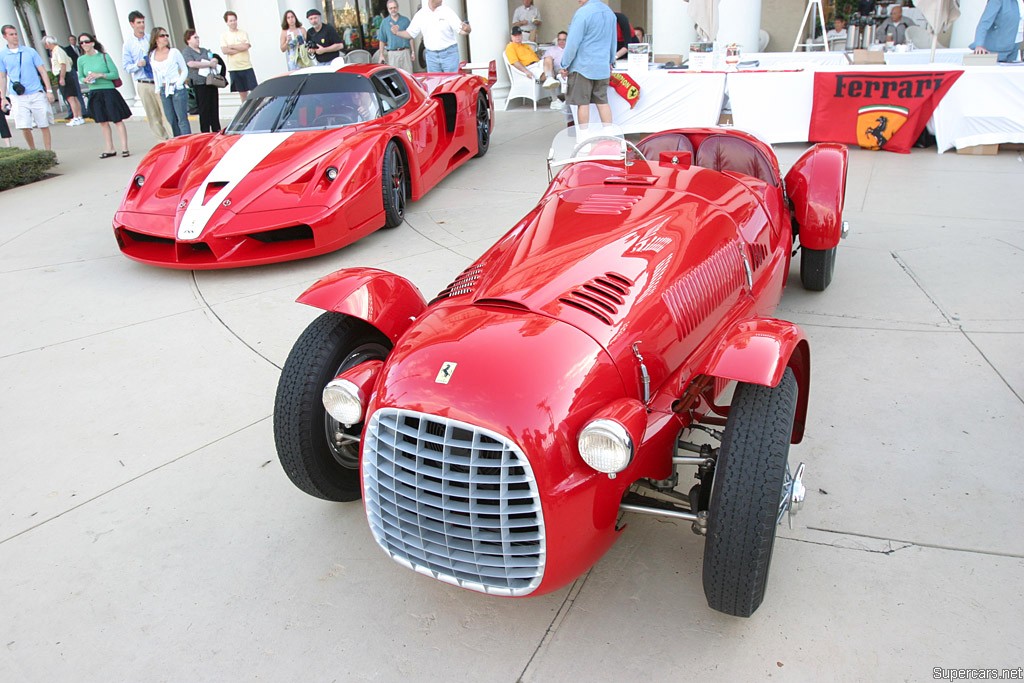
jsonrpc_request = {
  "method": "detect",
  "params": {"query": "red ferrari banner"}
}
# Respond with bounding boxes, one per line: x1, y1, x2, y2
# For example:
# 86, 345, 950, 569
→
809, 70, 962, 153
610, 72, 641, 108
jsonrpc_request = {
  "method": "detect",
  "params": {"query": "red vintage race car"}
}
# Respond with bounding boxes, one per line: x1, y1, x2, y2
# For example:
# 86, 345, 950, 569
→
273, 125, 849, 617
113, 63, 494, 269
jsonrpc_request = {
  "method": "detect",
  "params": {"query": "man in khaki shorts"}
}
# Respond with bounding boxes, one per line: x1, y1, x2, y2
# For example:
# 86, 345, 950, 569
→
0, 25, 56, 151
559, 0, 617, 126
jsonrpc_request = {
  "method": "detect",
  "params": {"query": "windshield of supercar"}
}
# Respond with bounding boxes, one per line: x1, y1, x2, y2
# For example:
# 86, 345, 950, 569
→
225, 72, 382, 135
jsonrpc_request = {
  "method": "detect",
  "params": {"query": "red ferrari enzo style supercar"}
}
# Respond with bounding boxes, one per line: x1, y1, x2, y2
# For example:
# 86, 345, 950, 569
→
273, 125, 849, 617
113, 63, 494, 268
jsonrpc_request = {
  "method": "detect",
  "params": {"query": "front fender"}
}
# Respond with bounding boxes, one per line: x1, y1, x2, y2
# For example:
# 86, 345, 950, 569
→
703, 318, 810, 443
297, 267, 427, 344
785, 143, 848, 251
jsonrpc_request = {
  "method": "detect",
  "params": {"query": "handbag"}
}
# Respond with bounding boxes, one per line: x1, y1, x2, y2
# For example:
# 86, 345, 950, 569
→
296, 44, 314, 68
206, 73, 228, 88
103, 53, 123, 87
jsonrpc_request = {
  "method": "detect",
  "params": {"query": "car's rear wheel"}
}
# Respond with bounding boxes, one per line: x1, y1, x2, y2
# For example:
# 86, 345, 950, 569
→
800, 245, 836, 291
382, 140, 406, 228
702, 368, 798, 617
274, 312, 391, 501
473, 91, 490, 158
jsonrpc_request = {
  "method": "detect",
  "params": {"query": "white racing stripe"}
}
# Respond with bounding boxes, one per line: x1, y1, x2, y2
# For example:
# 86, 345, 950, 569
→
177, 132, 294, 240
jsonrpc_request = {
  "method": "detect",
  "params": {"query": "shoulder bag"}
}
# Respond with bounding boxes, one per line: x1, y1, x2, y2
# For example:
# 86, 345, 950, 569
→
103, 53, 123, 88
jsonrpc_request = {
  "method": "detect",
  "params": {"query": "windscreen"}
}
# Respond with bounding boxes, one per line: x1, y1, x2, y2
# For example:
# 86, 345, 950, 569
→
225, 72, 382, 134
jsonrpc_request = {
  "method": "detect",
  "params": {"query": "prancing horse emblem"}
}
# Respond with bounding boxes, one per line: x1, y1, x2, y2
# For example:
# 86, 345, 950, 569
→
435, 362, 457, 384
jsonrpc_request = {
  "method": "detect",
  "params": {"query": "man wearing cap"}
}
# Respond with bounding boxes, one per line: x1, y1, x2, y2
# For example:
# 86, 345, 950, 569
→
306, 9, 345, 64
391, 0, 471, 73
378, 1, 413, 72
506, 27, 559, 88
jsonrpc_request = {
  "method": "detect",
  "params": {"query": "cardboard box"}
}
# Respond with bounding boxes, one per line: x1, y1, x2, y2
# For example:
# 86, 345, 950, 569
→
956, 144, 999, 155
853, 49, 885, 64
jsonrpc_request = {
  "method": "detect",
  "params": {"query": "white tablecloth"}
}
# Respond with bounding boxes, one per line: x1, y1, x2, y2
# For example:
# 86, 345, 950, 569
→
884, 48, 972, 66
728, 70, 815, 143
930, 66, 1024, 152
572, 69, 727, 134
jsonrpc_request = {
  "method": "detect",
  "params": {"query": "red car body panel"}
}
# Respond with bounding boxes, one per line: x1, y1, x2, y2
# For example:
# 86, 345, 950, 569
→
785, 143, 849, 250
292, 127, 846, 597
113, 64, 494, 269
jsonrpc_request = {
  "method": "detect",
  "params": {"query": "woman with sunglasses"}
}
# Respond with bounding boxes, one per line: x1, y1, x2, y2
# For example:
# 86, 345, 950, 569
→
149, 27, 190, 136
76, 32, 131, 158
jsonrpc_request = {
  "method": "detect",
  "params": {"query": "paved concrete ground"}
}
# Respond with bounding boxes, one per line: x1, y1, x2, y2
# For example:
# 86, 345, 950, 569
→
1, 111, 1022, 682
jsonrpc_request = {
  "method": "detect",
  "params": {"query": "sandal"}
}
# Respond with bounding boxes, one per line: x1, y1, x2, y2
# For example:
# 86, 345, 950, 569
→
121, 151, 130, 158
99, 151, 116, 159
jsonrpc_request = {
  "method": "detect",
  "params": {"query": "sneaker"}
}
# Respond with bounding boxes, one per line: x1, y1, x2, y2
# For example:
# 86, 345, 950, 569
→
550, 99, 564, 111
72, 117, 85, 126
66, 119, 75, 126
543, 77, 560, 90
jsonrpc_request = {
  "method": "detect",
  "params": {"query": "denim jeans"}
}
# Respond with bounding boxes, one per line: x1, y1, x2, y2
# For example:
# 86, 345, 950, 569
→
161, 87, 191, 137
425, 44, 460, 73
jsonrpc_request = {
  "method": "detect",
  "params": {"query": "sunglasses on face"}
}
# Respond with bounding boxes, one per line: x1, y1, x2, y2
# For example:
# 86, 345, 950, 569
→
158, 34, 169, 38
80, 39, 93, 43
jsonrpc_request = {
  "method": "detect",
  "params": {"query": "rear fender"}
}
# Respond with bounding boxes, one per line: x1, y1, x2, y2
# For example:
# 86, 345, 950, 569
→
703, 318, 810, 443
785, 143, 848, 251
296, 267, 427, 344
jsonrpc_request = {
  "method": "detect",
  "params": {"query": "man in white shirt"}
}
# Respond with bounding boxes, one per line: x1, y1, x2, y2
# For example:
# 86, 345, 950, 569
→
512, 0, 542, 42
122, 11, 171, 140
391, 0, 471, 73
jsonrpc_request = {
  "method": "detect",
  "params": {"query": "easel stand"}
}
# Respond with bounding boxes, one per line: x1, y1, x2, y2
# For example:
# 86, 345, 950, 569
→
792, 0, 830, 52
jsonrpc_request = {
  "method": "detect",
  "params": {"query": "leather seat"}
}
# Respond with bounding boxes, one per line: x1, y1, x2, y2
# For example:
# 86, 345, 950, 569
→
695, 135, 778, 186
636, 132, 694, 159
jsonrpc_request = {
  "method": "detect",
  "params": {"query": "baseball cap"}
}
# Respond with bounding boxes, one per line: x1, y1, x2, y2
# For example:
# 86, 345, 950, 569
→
511, 27, 522, 35
306, 8, 321, 17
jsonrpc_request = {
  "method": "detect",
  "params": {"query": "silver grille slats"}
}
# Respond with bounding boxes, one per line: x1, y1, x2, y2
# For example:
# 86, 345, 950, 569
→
363, 408, 546, 596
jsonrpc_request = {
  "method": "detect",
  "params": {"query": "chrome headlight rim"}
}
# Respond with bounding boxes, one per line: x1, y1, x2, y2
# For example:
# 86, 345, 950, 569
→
577, 418, 634, 474
322, 378, 365, 427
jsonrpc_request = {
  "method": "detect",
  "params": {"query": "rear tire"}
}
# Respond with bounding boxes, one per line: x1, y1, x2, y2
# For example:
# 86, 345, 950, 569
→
473, 91, 491, 158
382, 140, 406, 229
702, 368, 798, 617
273, 312, 391, 501
800, 245, 836, 291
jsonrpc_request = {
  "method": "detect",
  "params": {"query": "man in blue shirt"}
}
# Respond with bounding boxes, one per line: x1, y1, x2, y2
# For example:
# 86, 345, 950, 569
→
0, 24, 56, 151
559, 0, 617, 126
378, 0, 413, 73
970, 0, 1022, 62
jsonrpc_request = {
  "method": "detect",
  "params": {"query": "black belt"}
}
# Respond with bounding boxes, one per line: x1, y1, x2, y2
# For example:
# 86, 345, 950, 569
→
136, 79, 154, 83
387, 47, 410, 51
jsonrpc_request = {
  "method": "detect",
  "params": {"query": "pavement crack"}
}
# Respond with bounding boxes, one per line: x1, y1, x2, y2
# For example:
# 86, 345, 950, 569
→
961, 331, 1024, 406
517, 570, 592, 682
780, 535, 914, 555
805, 526, 1024, 559
890, 251, 956, 326
190, 271, 282, 371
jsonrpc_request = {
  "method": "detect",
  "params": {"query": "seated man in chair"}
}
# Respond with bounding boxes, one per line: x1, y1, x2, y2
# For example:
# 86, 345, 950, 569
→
505, 26, 559, 89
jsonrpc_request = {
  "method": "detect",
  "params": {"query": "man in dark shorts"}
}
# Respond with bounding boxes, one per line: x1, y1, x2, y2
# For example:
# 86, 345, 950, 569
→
305, 9, 344, 64
559, 0, 617, 126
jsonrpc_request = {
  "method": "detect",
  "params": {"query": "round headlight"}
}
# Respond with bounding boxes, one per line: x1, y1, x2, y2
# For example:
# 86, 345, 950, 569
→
322, 379, 364, 426
133, 174, 145, 187
325, 166, 339, 181
577, 419, 633, 474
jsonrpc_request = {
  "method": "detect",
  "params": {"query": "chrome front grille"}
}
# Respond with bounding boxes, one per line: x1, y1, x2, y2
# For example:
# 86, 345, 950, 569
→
363, 408, 545, 596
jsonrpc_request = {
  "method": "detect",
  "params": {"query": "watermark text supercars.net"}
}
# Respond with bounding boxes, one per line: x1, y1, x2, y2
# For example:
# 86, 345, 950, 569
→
934, 668, 1024, 681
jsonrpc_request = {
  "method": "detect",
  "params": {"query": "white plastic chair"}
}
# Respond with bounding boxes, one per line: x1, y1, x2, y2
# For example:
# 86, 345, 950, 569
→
906, 25, 931, 49
346, 49, 371, 64
502, 52, 547, 111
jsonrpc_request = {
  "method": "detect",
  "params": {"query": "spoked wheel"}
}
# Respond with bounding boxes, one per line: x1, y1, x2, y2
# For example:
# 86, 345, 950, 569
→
382, 140, 406, 228
273, 312, 391, 501
702, 368, 798, 617
800, 245, 836, 291
473, 91, 491, 158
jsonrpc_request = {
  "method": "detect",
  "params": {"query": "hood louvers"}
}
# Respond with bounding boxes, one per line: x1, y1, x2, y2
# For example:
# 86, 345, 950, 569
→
432, 264, 483, 303
558, 273, 633, 324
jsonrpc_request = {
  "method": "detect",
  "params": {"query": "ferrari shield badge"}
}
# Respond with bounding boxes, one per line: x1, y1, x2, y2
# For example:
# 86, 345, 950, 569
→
435, 362, 457, 384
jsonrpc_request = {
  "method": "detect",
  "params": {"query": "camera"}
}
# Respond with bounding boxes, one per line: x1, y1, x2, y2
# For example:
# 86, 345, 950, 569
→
11, 81, 25, 95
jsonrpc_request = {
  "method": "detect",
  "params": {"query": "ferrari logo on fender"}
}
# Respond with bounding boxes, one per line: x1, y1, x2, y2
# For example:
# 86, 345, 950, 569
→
435, 362, 457, 384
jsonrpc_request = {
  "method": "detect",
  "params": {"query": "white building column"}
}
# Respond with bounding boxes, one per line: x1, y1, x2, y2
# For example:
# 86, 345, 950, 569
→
37, 0, 71, 42
465, 0, 510, 95
65, 0, 94, 36
87, 0, 136, 102
950, 0, 985, 49
0, 0, 21, 34
717, 0, 761, 54
652, 0, 697, 56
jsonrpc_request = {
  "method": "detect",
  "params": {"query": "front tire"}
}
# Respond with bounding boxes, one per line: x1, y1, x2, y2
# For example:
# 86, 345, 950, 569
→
800, 245, 836, 291
382, 140, 406, 228
702, 368, 798, 617
273, 312, 391, 501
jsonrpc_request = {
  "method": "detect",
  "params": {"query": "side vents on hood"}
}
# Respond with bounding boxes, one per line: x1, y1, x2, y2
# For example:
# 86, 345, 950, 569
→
558, 273, 633, 325
432, 264, 483, 303
575, 193, 641, 215
662, 240, 746, 338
